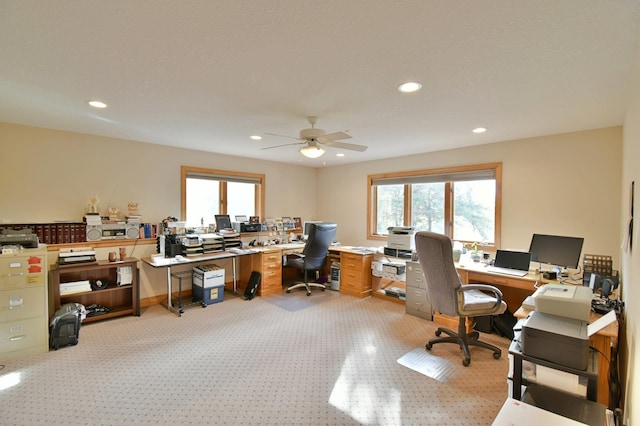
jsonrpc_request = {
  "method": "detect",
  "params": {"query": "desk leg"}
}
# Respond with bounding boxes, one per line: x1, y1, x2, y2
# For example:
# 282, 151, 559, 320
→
512, 354, 523, 400
166, 266, 181, 316
232, 256, 238, 295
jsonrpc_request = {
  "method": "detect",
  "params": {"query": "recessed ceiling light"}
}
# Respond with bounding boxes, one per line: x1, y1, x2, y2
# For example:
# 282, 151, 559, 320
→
336, 153, 345, 157
472, 127, 487, 133
398, 81, 422, 93
86, 100, 107, 109
250, 135, 262, 140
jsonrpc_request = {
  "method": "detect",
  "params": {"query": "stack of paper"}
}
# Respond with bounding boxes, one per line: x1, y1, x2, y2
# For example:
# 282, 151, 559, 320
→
60, 280, 92, 295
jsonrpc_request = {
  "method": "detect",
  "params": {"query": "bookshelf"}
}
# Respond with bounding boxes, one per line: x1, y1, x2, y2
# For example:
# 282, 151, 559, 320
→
49, 259, 140, 323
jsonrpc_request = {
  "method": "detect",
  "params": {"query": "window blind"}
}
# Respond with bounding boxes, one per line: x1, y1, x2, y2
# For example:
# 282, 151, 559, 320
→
371, 168, 496, 186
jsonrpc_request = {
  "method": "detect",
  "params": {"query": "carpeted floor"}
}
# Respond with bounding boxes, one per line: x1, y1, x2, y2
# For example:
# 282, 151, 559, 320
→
0, 290, 510, 425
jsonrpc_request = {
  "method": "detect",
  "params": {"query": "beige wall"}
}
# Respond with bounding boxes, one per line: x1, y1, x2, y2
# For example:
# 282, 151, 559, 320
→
0, 123, 318, 224
620, 21, 640, 425
317, 127, 623, 267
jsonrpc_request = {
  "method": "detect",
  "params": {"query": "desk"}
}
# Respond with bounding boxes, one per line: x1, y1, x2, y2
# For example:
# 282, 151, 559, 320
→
141, 250, 251, 315
514, 305, 618, 407
456, 262, 544, 311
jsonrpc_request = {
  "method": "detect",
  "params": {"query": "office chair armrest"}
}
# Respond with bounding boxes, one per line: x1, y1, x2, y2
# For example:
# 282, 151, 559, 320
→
458, 284, 504, 309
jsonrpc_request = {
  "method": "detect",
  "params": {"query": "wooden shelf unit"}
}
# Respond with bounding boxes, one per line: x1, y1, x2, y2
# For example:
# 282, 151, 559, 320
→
49, 258, 140, 323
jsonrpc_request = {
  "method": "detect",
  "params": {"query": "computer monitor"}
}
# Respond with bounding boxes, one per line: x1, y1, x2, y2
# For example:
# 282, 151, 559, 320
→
528, 233, 584, 273
214, 214, 232, 231
303, 220, 323, 240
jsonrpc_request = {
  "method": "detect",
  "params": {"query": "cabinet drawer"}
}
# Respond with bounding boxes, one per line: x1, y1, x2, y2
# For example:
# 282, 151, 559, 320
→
341, 268, 363, 283
0, 316, 47, 355
0, 254, 46, 290
406, 261, 426, 289
0, 286, 46, 323
262, 253, 282, 265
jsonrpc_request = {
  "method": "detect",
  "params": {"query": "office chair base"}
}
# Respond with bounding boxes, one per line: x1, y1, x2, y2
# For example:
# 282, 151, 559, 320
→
286, 282, 326, 296
426, 319, 502, 367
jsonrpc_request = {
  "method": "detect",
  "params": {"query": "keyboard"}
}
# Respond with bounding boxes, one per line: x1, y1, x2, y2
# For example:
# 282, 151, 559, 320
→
486, 266, 529, 277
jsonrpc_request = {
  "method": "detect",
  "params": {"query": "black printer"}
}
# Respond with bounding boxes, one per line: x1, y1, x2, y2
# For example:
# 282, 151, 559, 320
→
521, 311, 589, 370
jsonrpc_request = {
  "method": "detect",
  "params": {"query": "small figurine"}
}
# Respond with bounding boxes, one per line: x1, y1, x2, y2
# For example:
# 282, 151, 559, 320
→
127, 202, 139, 216
108, 207, 120, 220
87, 195, 100, 214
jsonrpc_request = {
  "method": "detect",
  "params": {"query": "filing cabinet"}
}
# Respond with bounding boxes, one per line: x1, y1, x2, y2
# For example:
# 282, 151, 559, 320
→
257, 250, 282, 296
0, 246, 48, 361
405, 261, 432, 320
339, 251, 373, 298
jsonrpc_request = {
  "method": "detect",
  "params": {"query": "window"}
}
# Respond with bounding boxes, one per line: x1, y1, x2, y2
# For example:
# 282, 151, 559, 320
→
181, 166, 265, 228
368, 163, 501, 248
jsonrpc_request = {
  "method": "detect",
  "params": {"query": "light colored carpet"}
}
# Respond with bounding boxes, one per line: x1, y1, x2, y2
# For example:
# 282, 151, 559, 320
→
0, 291, 510, 425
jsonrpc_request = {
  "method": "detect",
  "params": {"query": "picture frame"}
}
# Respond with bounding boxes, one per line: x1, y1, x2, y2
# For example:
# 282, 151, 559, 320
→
250, 216, 260, 224
293, 217, 302, 229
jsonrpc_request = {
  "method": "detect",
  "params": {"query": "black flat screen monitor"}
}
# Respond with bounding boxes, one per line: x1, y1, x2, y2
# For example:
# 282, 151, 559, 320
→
528, 234, 584, 270
214, 214, 232, 231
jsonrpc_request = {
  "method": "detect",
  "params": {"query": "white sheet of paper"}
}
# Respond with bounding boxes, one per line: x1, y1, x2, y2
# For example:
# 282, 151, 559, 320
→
588, 310, 617, 336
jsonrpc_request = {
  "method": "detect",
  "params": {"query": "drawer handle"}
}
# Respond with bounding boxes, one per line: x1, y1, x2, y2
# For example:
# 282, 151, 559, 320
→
10, 335, 26, 341
7, 272, 25, 277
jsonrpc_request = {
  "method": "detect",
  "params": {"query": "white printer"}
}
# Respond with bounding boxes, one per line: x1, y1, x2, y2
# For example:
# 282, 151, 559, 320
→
387, 226, 416, 250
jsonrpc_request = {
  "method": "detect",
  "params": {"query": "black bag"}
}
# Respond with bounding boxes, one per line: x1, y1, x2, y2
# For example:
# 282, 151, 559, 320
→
243, 271, 261, 300
49, 303, 84, 350
491, 309, 517, 340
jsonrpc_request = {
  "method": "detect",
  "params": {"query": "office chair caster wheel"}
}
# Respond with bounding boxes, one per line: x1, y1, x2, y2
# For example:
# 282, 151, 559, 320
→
462, 358, 470, 367
469, 331, 480, 340
425, 342, 433, 351
286, 290, 291, 293
493, 352, 501, 359
435, 330, 442, 337
306, 292, 311, 296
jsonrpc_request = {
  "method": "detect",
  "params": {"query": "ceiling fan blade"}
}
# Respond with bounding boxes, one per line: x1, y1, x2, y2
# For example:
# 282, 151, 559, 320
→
323, 131, 352, 141
260, 141, 305, 150
264, 132, 301, 141
321, 140, 368, 152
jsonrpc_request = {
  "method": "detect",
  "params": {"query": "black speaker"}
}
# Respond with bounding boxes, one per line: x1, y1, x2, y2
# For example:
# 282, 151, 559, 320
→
243, 271, 261, 300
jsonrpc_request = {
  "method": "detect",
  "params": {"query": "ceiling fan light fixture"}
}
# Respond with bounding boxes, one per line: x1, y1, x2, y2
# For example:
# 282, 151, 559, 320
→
398, 81, 422, 93
299, 145, 325, 158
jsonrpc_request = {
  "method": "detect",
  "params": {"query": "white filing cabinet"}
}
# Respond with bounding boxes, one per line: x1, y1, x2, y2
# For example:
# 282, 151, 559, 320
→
0, 245, 49, 361
405, 261, 432, 320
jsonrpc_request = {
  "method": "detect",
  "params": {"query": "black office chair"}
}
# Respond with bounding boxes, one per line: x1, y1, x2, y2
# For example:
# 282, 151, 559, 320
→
414, 231, 507, 366
285, 223, 337, 296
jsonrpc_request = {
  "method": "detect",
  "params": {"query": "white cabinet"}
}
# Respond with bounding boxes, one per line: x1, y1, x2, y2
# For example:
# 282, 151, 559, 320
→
0, 246, 48, 360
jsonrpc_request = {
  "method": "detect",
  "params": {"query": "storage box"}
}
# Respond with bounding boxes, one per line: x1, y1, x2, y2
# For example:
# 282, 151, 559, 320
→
192, 264, 225, 305
193, 264, 225, 288
192, 282, 224, 305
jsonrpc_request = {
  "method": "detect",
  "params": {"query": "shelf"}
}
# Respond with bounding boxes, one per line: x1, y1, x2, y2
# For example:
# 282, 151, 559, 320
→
49, 258, 140, 322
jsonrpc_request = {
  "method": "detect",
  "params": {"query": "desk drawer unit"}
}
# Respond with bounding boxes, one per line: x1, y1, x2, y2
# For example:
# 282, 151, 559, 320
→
0, 247, 48, 361
258, 251, 282, 296
405, 261, 432, 320
339, 252, 372, 298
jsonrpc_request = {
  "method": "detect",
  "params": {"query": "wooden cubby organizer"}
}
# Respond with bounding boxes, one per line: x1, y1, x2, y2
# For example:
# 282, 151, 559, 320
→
49, 258, 140, 323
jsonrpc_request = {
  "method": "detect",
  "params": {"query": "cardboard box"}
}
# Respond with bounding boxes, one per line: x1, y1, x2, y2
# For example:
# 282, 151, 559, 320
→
192, 282, 224, 305
193, 264, 225, 288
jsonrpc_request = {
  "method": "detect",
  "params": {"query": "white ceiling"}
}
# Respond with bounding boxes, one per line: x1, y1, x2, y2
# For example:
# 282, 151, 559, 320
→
1, 1, 639, 167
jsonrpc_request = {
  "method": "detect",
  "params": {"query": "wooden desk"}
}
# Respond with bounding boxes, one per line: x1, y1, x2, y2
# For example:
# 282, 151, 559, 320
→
514, 305, 618, 407
456, 262, 544, 312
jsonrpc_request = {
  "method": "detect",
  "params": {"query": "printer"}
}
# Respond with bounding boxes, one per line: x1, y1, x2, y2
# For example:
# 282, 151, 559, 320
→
534, 284, 593, 322
232, 222, 261, 233
521, 311, 589, 370
387, 226, 415, 250
384, 226, 415, 259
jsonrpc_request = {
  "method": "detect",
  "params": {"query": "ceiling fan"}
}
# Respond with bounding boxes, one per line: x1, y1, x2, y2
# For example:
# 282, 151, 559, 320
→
261, 116, 367, 158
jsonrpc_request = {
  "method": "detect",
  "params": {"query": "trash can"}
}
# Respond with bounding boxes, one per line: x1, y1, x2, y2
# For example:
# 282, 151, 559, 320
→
330, 261, 340, 291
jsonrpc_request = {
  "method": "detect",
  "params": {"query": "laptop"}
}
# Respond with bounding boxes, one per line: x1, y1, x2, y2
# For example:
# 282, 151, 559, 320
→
487, 250, 532, 277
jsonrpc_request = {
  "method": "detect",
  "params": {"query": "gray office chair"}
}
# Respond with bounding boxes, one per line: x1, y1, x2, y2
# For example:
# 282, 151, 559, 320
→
415, 231, 507, 366
285, 223, 337, 296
